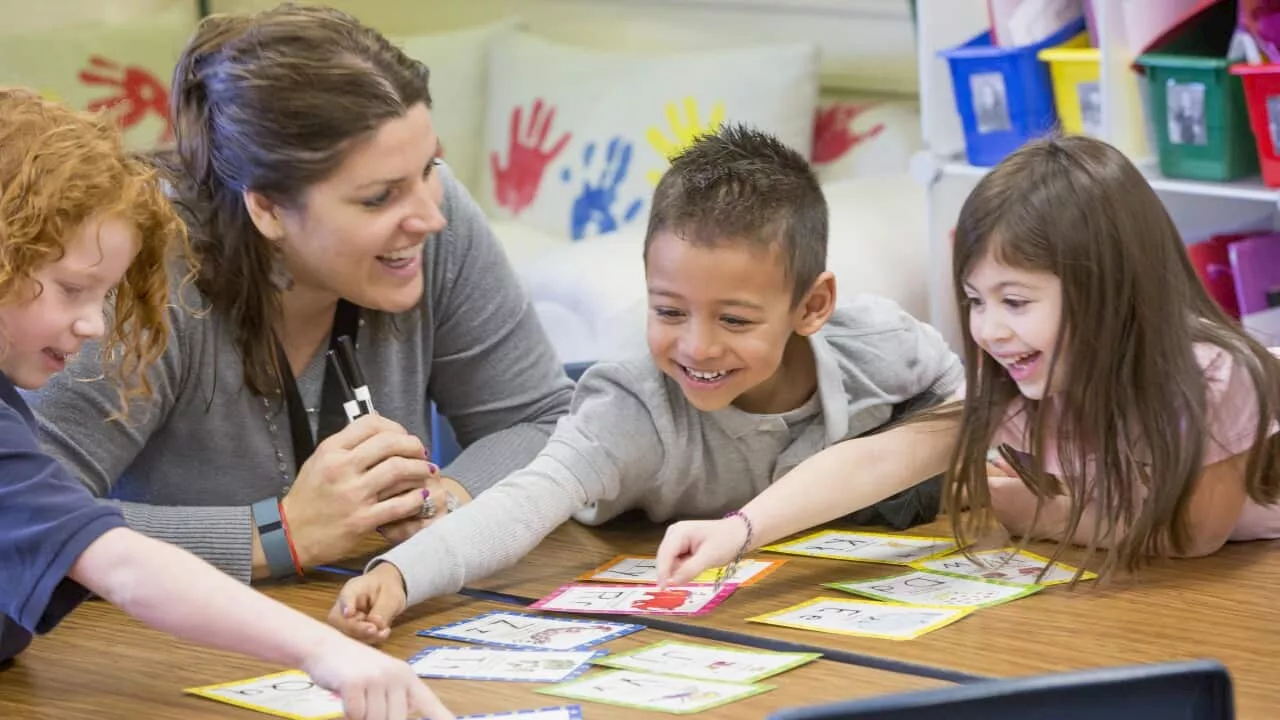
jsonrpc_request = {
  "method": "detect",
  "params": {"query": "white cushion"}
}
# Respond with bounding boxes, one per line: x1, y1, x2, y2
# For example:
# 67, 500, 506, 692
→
479, 31, 819, 241
390, 18, 520, 192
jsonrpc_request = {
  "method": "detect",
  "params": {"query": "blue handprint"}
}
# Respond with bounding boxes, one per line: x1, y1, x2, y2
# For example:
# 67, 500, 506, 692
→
561, 136, 645, 241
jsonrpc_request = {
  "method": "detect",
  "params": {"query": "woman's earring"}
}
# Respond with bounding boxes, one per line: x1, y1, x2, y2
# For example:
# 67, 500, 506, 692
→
268, 242, 294, 292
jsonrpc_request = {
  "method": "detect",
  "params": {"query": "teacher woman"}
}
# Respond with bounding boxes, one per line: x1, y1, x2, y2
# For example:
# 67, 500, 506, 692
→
30, 4, 573, 583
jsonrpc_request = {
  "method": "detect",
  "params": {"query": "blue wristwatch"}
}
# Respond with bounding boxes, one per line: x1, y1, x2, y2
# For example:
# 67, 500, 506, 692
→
251, 497, 296, 579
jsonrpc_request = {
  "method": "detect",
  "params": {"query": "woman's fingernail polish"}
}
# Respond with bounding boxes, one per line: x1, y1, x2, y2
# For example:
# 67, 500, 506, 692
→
422, 488, 430, 498
428, 462, 439, 474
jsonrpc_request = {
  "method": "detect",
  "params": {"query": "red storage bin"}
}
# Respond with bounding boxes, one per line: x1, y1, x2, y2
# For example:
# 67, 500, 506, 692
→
1230, 62, 1280, 186
1188, 232, 1246, 319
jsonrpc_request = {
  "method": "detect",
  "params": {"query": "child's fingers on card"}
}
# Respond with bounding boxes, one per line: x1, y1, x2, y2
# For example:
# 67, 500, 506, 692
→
654, 524, 696, 587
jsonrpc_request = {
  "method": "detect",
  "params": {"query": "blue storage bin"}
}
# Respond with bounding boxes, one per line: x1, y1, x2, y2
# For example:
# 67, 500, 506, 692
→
940, 18, 1088, 167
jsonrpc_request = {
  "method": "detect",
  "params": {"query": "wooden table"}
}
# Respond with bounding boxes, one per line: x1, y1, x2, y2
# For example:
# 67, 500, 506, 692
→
0, 573, 945, 719
467, 515, 1280, 719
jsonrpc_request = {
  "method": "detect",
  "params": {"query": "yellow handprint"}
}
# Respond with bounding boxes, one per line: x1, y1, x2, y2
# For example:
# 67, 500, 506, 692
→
645, 96, 726, 185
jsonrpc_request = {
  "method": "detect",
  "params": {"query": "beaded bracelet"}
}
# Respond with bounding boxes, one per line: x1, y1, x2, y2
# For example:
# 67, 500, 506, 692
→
713, 510, 755, 592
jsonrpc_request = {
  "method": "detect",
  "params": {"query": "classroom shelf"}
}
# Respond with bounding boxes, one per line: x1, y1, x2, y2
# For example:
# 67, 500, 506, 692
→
940, 160, 1280, 203
915, 0, 1280, 352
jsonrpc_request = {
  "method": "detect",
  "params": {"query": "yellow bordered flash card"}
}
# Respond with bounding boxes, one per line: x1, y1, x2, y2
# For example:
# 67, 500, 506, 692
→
577, 555, 786, 587
910, 547, 1097, 586
824, 569, 1042, 608
761, 530, 958, 565
185, 670, 343, 719
747, 597, 973, 641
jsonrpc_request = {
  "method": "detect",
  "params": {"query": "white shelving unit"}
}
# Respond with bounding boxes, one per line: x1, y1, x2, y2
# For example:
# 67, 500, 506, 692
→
912, 0, 1280, 352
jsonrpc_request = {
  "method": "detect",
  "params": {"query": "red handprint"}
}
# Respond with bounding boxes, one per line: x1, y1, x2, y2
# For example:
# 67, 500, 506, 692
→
78, 55, 173, 144
490, 99, 571, 216
812, 103, 886, 165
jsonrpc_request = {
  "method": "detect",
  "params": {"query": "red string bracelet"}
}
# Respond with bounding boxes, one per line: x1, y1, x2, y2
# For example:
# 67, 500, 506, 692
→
278, 501, 305, 577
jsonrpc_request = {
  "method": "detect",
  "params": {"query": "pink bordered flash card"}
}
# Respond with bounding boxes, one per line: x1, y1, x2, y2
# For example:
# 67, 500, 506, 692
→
530, 583, 738, 616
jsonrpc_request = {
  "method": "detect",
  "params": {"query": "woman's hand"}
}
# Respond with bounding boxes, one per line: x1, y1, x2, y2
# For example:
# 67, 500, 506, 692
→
280, 416, 434, 567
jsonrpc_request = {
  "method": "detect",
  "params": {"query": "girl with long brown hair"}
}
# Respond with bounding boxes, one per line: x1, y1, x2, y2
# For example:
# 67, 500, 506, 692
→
949, 135, 1280, 576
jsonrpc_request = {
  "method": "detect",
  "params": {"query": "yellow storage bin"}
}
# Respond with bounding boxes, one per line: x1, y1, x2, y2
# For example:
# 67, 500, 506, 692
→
1038, 43, 1101, 137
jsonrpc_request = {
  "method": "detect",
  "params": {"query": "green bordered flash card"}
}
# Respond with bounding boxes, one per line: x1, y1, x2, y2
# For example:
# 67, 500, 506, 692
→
824, 569, 1041, 608
538, 669, 771, 714
591, 639, 820, 684
910, 547, 1098, 586
761, 529, 957, 565
747, 596, 973, 641
185, 670, 343, 720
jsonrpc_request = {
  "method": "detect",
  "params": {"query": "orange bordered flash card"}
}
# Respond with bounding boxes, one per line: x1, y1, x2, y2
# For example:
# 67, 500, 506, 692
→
577, 555, 785, 587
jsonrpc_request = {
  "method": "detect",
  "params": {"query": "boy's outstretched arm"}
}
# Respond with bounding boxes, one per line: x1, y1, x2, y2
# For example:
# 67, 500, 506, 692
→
657, 410, 961, 586
70, 527, 453, 720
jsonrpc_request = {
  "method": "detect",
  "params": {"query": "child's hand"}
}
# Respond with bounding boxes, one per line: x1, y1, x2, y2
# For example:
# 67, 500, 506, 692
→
655, 516, 750, 588
302, 635, 454, 720
329, 563, 408, 645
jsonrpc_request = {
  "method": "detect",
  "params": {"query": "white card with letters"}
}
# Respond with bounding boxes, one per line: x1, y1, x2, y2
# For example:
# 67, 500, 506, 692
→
825, 569, 1041, 608
748, 597, 973, 640
409, 646, 602, 682
539, 669, 771, 713
417, 610, 643, 651
592, 639, 819, 683
458, 706, 583, 720
911, 548, 1097, 586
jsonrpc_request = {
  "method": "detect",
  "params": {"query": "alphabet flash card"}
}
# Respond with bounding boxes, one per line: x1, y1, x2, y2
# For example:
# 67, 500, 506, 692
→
591, 640, 820, 684
911, 548, 1097, 586
417, 610, 643, 651
824, 569, 1041, 608
761, 530, 958, 565
538, 669, 772, 714
578, 555, 785, 587
185, 670, 343, 720
408, 646, 604, 683
530, 583, 737, 616
747, 597, 973, 640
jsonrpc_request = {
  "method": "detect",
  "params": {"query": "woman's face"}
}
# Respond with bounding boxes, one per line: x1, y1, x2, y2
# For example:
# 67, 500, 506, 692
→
272, 102, 446, 314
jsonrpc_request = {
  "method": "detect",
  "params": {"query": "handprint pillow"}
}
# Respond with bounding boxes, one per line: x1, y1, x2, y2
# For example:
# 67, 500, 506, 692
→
0, 12, 191, 150
811, 96, 923, 184
480, 32, 819, 241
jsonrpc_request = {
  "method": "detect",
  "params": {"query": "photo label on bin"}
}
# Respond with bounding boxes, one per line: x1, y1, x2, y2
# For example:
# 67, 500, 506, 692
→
970, 72, 1012, 134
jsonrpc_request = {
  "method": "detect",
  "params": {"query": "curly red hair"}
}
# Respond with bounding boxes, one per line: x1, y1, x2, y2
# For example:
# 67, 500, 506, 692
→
0, 87, 190, 412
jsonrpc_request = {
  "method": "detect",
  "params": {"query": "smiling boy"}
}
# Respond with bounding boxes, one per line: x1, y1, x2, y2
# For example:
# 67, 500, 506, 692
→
328, 124, 963, 639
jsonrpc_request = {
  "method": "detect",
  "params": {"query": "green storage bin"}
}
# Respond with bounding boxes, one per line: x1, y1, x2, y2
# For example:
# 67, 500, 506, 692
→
1134, 2, 1258, 181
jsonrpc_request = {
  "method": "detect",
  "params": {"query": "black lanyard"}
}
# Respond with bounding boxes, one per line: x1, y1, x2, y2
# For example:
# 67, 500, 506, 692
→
274, 299, 362, 470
